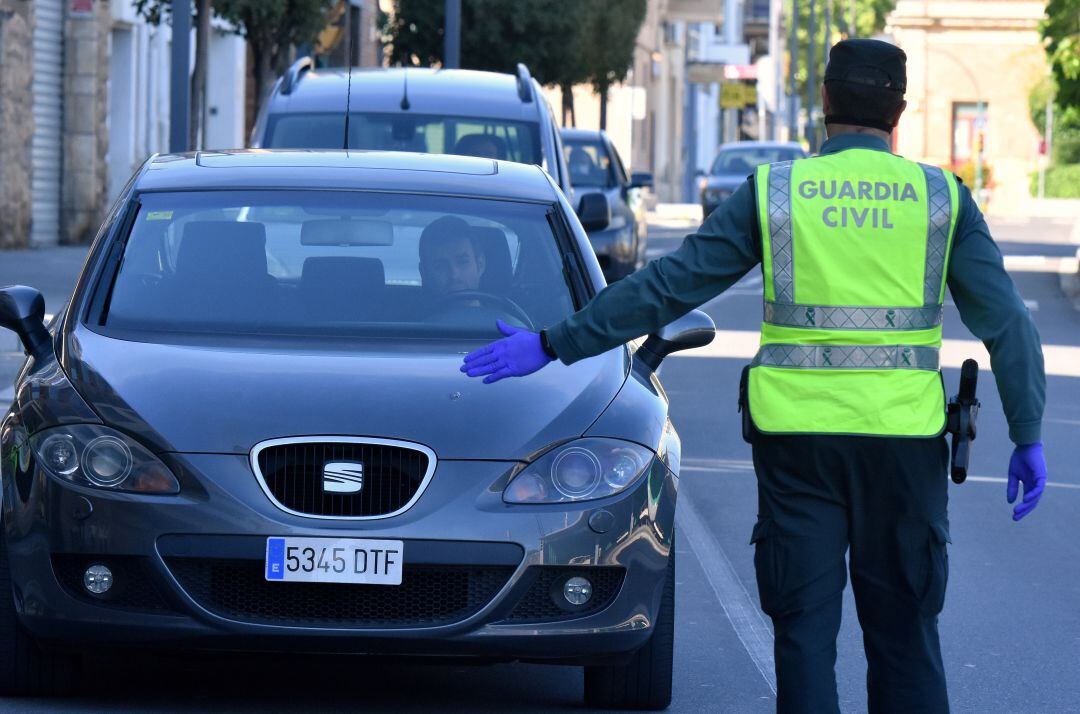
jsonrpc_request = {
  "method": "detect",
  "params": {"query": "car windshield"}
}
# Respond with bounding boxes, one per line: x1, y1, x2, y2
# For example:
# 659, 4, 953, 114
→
710, 146, 805, 175
563, 138, 615, 188
265, 112, 543, 165
103, 191, 576, 341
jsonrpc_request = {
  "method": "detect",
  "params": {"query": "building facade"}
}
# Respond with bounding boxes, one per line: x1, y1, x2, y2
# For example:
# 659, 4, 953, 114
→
0, 0, 248, 249
887, 0, 1049, 211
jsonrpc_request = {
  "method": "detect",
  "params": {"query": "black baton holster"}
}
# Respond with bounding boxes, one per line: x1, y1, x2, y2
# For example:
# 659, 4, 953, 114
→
946, 359, 980, 484
738, 365, 754, 443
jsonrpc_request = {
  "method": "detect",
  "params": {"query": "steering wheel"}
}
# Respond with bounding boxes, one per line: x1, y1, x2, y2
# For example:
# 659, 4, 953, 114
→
427, 290, 535, 331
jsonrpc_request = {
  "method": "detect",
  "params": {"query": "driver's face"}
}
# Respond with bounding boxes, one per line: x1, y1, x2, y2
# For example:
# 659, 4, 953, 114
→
419, 236, 486, 295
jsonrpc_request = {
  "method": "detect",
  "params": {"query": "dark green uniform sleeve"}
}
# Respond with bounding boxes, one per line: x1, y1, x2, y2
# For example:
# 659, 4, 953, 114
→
546, 181, 761, 365
946, 184, 1045, 444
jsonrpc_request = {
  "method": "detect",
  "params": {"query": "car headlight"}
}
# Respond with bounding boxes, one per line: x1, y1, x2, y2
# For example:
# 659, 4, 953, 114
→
31, 425, 180, 494
703, 187, 732, 203
504, 438, 654, 504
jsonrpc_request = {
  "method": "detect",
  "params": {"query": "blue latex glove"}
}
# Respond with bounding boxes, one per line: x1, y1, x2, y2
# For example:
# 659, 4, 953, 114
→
1007, 442, 1047, 521
460, 320, 554, 384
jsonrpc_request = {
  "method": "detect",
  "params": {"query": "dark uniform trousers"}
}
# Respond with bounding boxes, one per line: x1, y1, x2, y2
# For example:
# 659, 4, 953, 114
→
750, 433, 951, 714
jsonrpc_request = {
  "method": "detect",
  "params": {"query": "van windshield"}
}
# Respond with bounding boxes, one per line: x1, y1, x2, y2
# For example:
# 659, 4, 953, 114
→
103, 190, 575, 341
265, 112, 543, 166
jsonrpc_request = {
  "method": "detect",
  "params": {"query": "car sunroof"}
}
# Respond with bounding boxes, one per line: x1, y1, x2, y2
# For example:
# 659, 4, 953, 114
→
195, 150, 498, 175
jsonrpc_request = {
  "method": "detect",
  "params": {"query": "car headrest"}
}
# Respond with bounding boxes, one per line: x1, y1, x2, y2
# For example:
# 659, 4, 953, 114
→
177, 221, 268, 280
300, 257, 386, 320
472, 227, 513, 293
451, 133, 508, 160
301, 257, 386, 288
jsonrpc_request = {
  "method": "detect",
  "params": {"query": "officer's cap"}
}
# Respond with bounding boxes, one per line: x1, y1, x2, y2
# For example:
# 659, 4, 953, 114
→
824, 39, 906, 93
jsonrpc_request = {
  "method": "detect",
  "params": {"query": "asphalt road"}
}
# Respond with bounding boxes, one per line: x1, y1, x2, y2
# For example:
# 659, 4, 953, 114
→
1, 213, 1078, 713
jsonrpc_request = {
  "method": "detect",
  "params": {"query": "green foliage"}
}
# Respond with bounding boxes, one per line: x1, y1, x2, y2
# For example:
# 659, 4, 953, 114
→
1030, 163, 1080, 197
785, 0, 895, 125
578, 0, 647, 94
1029, 77, 1080, 165
1040, 0, 1080, 110
383, 0, 646, 92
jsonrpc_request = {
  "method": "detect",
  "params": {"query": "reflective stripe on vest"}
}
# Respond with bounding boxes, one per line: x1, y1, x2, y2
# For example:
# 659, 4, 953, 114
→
750, 151, 959, 437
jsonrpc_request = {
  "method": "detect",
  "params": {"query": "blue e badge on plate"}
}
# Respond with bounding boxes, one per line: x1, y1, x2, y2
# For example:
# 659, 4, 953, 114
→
265, 537, 286, 580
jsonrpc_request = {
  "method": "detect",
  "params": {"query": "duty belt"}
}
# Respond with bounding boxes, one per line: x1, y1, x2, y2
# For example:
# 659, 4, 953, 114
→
752, 343, 940, 370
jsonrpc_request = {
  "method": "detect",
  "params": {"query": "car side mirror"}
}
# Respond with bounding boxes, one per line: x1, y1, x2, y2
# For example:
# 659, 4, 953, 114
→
629, 171, 654, 190
576, 193, 611, 232
635, 309, 715, 372
0, 286, 53, 361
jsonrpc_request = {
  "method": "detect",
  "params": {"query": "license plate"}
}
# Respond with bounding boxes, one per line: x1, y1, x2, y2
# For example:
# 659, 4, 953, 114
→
264, 537, 403, 585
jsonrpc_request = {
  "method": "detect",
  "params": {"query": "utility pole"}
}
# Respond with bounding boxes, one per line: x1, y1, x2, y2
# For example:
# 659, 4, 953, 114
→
1039, 96, 1053, 198
806, 0, 816, 151
770, 0, 783, 139
789, 0, 798, 139
169, 0, 192, 153
444, 0, 461, 69
722, 0, 741, 143
849, 0, 857, 37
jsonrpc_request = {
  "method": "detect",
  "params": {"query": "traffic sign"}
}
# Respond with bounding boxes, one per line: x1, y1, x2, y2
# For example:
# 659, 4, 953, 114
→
720, 83, 758, 109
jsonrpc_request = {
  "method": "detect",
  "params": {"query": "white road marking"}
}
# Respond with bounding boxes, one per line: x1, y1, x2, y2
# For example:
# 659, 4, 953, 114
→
1046, 418, 1080, 427
1002, 254, 1080, 274
670, 329, 1080, 378
678, 496, 777, 694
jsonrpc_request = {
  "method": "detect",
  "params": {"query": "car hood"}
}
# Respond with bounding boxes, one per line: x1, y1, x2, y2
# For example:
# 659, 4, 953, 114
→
63, 326, 629, 459
703, 173, 747, 191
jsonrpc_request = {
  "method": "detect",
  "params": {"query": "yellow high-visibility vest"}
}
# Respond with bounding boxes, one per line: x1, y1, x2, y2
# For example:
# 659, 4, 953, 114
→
749, 149, 960, 436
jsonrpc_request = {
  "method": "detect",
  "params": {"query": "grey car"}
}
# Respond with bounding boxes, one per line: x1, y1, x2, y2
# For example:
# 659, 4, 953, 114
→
251, 58, 574, 203
561, 128, 653, 281
700, 141, 807, 216
0, 150, 714, 709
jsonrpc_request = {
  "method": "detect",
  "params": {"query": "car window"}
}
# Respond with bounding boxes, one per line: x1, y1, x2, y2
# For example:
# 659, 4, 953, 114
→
104, 191, 575, 341
710, 147, 806, 174
265, 112, 543, 166
563, 138, 616, 188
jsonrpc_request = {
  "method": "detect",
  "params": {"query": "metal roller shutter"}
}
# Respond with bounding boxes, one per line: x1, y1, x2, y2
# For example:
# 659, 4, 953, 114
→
30, 0, 63, 247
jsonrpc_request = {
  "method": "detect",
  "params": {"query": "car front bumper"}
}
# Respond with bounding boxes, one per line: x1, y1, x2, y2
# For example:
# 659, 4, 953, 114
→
3, 451, 676, 664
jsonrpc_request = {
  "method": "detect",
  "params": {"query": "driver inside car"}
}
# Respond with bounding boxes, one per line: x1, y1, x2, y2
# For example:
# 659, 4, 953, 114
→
418, 216, 487, 297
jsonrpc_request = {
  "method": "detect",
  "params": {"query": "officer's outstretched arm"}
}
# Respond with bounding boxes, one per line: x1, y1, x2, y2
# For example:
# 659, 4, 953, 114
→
946, 183, 1047, 520
461, 181, 762, 383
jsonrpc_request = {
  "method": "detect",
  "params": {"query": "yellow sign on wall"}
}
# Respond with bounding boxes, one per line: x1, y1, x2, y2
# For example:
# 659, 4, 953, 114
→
720, 83, 758, 109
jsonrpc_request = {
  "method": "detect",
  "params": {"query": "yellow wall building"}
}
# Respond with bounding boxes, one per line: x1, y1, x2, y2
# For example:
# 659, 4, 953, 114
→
887, 0, 1049, 214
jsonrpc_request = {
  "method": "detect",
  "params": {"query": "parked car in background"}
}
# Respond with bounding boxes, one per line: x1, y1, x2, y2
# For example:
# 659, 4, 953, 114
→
252, 58, 574, 203
561, 128, 653, 281
699, 141, 807, 216
0, 148, 716, 710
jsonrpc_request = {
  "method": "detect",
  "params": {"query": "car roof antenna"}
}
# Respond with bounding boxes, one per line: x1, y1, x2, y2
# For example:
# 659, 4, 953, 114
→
400, 70, 410, 110
343, 3, 353, 151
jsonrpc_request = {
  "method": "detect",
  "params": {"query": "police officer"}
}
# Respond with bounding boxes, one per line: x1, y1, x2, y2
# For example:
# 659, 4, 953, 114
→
460, 39, 1047, 713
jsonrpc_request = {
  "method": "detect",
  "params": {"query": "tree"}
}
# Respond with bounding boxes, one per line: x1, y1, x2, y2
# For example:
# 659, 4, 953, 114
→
785, 0, 896, 134
1041, 0, 1080, 112
384, 0, 646, 128
578, 0, 647, 130
215, 0, 336, 109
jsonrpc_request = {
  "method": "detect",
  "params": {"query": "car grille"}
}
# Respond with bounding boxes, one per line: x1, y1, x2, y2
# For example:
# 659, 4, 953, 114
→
505, 566, 625, 623
254, 439, 431, 518
166, 558, 514, 628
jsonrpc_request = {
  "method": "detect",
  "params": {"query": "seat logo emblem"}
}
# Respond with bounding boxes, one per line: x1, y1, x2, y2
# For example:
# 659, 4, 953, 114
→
322, 462, 364, 494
